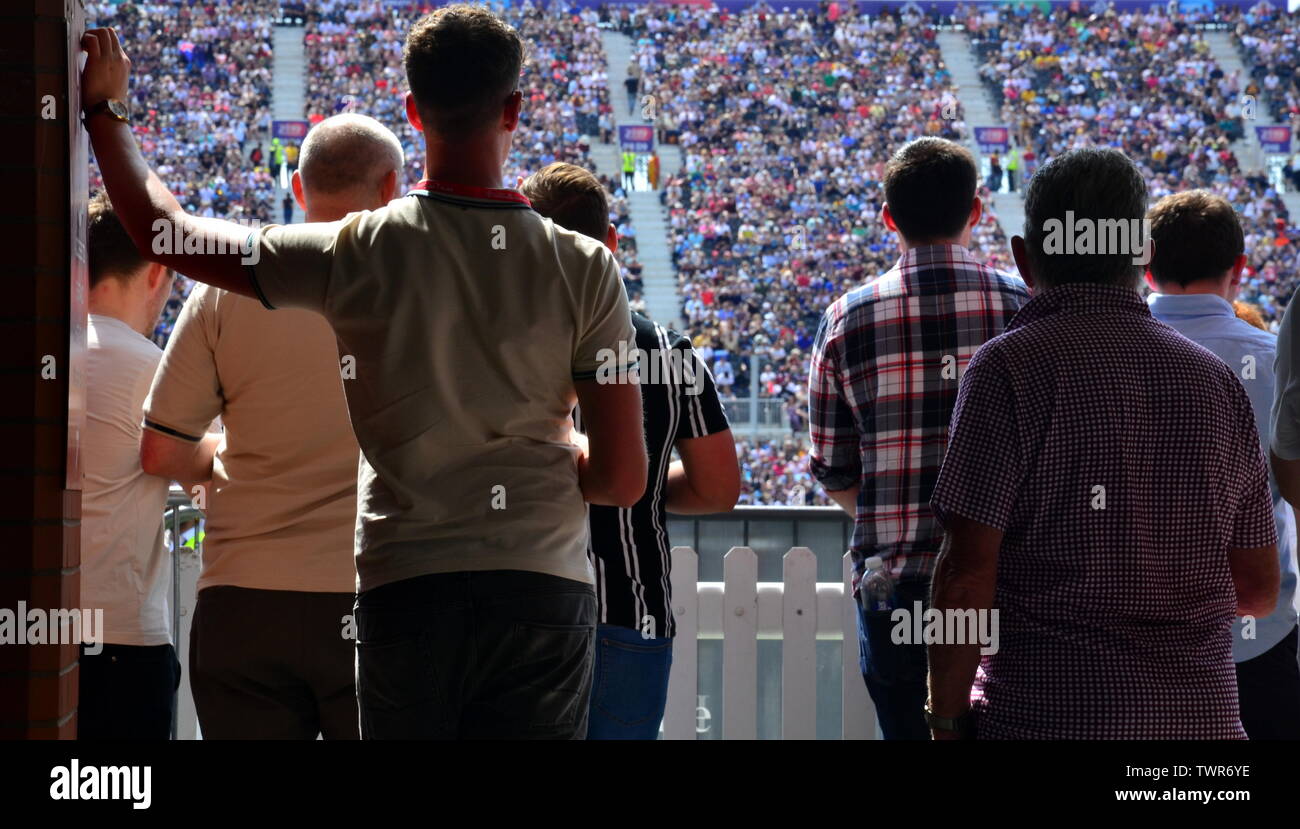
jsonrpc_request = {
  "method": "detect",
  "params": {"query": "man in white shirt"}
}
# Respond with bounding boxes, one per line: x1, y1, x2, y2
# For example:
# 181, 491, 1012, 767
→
80, 192, 177, 739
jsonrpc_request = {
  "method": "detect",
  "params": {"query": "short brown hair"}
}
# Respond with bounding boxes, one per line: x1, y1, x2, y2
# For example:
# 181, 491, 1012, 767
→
519, 162, 609, 241
883, 138, 977, 242
404, 5, 524, 141
1147, 190, 1244, 288
88, 191, 147, 288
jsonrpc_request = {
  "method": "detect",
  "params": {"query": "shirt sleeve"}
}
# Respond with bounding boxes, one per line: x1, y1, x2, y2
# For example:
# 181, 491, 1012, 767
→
246, 215, 361, 313
673, 333, 731, 441
1231, 376, 1280, 550
573, 246, 636, 381
1271, 298, 1300, 460
930, 345, 1025, 531
143, 285, 222, 442
807, 306, 861, 492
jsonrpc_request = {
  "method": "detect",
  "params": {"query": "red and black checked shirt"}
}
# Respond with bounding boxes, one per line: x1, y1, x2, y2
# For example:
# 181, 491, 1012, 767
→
808, 244, 1029, 584
931, 283, 1277, 739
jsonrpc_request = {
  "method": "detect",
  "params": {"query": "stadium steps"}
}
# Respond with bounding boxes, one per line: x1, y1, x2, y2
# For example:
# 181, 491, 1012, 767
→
1203, 30, 1274, 173
271, 24, 307, 224
935, 29, 1019, 242
597, 29, 684, 329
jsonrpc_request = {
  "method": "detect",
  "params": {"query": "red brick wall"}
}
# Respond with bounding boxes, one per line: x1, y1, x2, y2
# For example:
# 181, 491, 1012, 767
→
0, 0, 87, 740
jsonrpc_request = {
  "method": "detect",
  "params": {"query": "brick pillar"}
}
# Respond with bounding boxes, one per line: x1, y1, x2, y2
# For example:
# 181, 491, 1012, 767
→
0, 0, 87, 740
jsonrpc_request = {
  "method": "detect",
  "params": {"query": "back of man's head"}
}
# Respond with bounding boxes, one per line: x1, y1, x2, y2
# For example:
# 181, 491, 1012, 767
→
1022, 147, 1148, 290
88, 190, 148, 289
1146, 189, 1244, 289
297, 113, 404, 216
404, 4, 524, 141
519, 162, 610, 244
883, 137, 977, 244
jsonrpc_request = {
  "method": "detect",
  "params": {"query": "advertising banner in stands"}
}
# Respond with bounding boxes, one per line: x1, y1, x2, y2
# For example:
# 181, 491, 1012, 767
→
1256, 126, 1292, 154
272, 120, 311, 141
619, 125, 655, 152
974, 126, 1010, 154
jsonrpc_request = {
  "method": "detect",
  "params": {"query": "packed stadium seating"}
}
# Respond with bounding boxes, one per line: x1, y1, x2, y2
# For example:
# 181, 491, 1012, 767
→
87, 0, 279, 348
84, 0, 1300, 507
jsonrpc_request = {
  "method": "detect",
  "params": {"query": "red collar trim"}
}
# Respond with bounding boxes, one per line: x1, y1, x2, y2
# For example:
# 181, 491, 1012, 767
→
410, 178, 532, 207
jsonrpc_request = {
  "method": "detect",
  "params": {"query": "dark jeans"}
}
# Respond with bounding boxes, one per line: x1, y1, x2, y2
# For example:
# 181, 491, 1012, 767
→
78, 643, 180, 740
1237, 624, 1300, 740
355, 569, 596, 740
856, 579, 930, 740
587, 624, 673, 740
190, 586, 358, 739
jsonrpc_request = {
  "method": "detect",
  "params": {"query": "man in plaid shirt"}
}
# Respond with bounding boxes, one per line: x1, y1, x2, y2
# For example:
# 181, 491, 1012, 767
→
808, 138, 1028, 740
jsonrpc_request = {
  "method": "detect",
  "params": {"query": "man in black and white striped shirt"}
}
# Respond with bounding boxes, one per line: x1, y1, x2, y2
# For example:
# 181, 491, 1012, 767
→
522, 163, 739, 739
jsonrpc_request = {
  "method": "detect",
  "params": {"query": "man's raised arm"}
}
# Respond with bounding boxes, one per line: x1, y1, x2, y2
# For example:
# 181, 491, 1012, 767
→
81, 27, 256, 298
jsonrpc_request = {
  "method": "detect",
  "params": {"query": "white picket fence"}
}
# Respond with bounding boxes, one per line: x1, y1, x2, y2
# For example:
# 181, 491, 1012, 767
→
663, 546, 877, 740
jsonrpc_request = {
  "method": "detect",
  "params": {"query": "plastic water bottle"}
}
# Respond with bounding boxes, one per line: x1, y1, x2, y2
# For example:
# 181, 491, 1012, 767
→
860, 555, 895, 612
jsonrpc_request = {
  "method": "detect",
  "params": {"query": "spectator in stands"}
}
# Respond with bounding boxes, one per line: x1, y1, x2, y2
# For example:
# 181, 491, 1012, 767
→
1145, 189, 1300, 740
79, 193, 178, 740
81, 5, 647, 740
929, 148, 1280, 739
520, 161, 740, 739
808, 137, 1029, 740
282, 192, 294, 224
138, 114, 405, 740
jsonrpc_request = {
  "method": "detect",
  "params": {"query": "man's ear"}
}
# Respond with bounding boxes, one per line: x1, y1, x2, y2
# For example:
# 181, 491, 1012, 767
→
1144, 269, 1159, 293
967, 195, 983, 230
380, 168, 399, 205
881, 202, 897, 233
502, 89, 523, 132
145, 261, 170, 292
1011, 235, 1036, 292
405, 93, 424, 132
1229, 252, 1248, 286
291, 169, 307, 212
604, 223, 618, 253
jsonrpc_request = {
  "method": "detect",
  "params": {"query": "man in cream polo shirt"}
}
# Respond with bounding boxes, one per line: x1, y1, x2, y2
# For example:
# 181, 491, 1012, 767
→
81, 193, 177, 740
81, 6, 647, 739
139, 115, 404, 740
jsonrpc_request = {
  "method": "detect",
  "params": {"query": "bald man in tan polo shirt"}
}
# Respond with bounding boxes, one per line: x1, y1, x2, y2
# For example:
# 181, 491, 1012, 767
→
139, 114, 404, 739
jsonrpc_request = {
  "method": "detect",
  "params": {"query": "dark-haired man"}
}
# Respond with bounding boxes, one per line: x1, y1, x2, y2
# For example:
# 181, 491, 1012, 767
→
1145, 190, 1300, 740
80, 192, 178, 739
808, 137, 1028, 740
80, 5, 647, 739
520, 162, 739, 739
929, 149, 1280, 739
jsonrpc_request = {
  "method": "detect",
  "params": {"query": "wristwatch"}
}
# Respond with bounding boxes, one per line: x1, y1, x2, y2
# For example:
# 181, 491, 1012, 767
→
924, 701, 973, 738
83, 98, 131, 125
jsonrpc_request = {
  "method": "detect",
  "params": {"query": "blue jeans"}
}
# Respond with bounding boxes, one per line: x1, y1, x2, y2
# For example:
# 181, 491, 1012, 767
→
856, 579, 930, 740
587, 624, 673, 740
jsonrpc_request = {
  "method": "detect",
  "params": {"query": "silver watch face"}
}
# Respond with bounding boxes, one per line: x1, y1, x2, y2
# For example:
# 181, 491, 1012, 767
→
107, 99, 129, 121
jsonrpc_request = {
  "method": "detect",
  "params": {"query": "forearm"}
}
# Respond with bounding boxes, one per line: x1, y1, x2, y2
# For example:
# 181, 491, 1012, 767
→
577, 451, 645, 507
823, 484, 859, 515
86, 117, 183, 251
664, 460, 726, 513
926, 547, 991, 718
1271, 451, 1300, 509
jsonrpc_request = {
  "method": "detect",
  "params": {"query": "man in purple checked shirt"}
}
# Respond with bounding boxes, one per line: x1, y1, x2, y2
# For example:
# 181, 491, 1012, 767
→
927, 147, 1280, 740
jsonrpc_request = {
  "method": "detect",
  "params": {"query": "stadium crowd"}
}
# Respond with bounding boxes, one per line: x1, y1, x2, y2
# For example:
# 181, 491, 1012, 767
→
86, 0, 278, 347
302, 0, 647, 308
969, 1, 1298, 320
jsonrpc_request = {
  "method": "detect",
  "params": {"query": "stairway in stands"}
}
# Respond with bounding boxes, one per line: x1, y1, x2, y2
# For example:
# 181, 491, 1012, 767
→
1204, 30, 1300, 220
271, 22, 307, 224
936, 28, 1025, 240
591, 29, 684, 330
